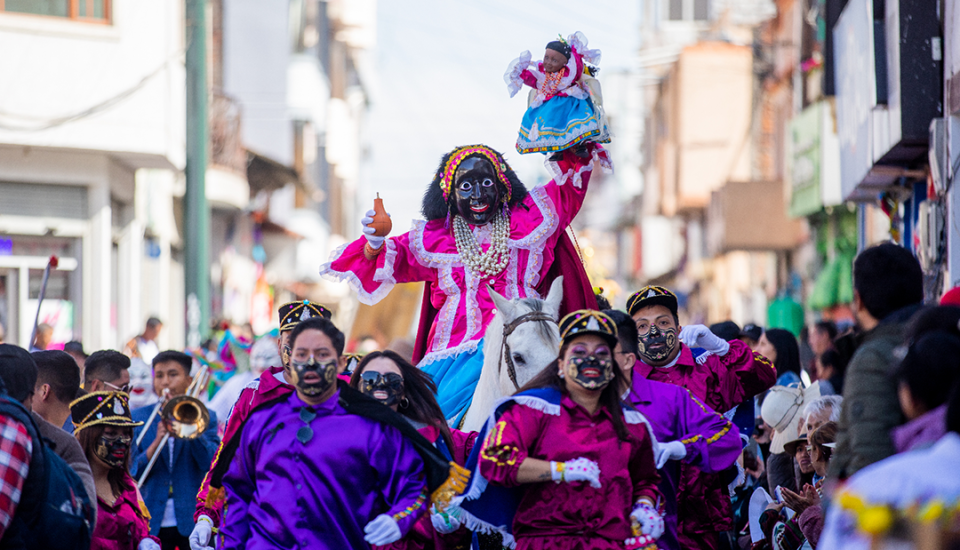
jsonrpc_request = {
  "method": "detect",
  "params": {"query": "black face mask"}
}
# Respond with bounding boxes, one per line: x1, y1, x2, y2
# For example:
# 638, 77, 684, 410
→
95, 433, 131, 469
453, 158, 502, 226
638, 325, 678, 363
287, 357, 338, 396
566, 355, 615, 390
359, 371, 405, 407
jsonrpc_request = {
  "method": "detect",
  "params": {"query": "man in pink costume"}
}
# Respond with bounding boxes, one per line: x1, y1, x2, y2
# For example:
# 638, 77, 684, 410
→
627, 285, 777, 550
320, 144, 609, 425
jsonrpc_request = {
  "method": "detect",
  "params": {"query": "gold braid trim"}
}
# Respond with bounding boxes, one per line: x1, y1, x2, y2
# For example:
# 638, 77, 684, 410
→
430, 462, 471, 512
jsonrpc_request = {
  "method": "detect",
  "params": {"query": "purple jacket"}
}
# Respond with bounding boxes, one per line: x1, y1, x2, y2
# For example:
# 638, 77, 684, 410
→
628, 368, 743, 550
891, 404, 947, 454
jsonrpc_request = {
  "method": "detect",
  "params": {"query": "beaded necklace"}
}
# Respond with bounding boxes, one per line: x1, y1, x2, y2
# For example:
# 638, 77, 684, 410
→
541, 71, 564, 99
452, 213, 510, 279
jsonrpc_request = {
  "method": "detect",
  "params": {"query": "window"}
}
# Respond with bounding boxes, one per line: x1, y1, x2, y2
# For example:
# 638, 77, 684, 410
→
665, 0, 711, 22
1, 0, 110, 23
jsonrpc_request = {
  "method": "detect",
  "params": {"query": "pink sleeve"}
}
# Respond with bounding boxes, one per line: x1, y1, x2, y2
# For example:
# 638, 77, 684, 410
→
541, 145, 606, 228
798, 504, 825, 548
520, 69, 538, 89
478, 405, 543, 487
322, 231, 436, 305
716, 341, 777, 410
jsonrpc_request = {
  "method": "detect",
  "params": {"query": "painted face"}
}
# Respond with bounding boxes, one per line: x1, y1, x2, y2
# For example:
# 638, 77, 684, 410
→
359, 371, 405, 406
95, 431, 132, 469
564, 340, 615, 390
637, 325, 678, 363
127, 358, 156, 410
288, 356, 338, 396
453, 157, 502, 226
543, 48, 569, 74
279, 331, 292, 368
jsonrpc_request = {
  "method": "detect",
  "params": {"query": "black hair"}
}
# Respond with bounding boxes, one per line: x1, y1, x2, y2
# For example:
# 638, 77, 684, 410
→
421, 146, 529, 221
853, 243, 923, 320
545, 40, 571, 59
814, 320, 838, 341
77, 423, 132, 496
0, 344, 39, 403
595, 293, 611, 311
603, 309, 639, 356
903, 305, 960, 344
287, 317, 345, 357
32, 350, 80, 404
146, 317, 163, 329
516, 339, 632, 442
152, 350, 193, 376
764, 328, 802, 378
350, 350, 454, 452
893, 331, 960, 412
710, 321, 742, 343
819, 348, 847, 374
84, 350, 130, 385
63, 341, 86, 358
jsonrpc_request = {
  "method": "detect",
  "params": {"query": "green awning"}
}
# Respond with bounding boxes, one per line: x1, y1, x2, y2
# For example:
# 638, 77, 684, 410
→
808, 253, 854, 310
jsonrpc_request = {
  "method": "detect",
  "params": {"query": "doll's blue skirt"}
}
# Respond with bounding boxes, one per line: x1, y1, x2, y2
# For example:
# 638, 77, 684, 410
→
516, 95, 606, 154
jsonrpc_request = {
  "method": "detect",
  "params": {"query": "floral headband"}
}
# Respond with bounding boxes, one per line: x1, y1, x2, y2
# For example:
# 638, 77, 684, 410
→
440, 145, 513, 203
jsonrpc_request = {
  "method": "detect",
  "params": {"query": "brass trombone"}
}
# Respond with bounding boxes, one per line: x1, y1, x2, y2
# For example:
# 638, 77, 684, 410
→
137, 365, 211, 487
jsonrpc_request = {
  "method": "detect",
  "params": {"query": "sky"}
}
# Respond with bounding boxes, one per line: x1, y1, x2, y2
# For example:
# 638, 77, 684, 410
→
364, 0, 641, 226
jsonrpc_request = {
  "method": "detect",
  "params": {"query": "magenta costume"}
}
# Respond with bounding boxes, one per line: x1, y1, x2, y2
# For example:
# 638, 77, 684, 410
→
473, 390, 661, 549
320, 147, 610, 422
627, 367, 742, 550
91, 474, 159, 550
221, 390, 428, 550
635, 341, 775, 545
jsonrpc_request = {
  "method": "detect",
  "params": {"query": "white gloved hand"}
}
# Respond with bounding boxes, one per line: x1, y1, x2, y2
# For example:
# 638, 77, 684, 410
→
550, 457, 602, 489
189, 515, 214, 550
655, 440, 688, 469
364, 514, 402, 545
430, 504, 462, 534
361, 209, 389, 250
679, 324, 730, 356
138, 539, 161, 550
630, 501, 664, 539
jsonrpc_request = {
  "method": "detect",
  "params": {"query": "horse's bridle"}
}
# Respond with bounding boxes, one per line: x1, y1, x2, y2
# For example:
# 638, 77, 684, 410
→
499, 311, 557, 391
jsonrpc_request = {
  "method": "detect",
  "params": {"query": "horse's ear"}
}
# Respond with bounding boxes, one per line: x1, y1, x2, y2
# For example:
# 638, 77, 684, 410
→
544, 276, 564, 317
487, 285, 514, 318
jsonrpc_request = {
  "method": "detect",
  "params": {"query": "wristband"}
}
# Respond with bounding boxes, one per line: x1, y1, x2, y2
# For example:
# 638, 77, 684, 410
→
551, 461, 566, 483
364, 242, 383, 260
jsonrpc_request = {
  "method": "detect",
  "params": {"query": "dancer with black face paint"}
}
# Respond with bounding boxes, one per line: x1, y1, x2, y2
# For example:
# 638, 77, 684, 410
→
218, 317, 469, 550
350, 350, 478, 549
71, 391, 160, 550
460, 310, 663, 550
626, 286, 776, 550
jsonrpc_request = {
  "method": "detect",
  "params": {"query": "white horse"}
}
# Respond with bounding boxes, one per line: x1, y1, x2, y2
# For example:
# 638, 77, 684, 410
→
460, 277, 564, 432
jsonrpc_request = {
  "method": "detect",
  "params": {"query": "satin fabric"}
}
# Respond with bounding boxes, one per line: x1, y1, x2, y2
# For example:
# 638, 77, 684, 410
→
221, 390, 427, 550
479, 394, 661, 548
419, 341, 484, 423
627, 369, 743, 550
91, 474, 158, 550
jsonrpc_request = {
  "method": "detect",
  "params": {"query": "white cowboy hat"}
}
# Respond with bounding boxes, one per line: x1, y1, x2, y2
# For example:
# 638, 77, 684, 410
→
761, 382, 821, 454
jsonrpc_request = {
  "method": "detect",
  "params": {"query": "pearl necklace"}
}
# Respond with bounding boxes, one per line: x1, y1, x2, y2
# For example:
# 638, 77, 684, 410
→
452, 213, 510, 279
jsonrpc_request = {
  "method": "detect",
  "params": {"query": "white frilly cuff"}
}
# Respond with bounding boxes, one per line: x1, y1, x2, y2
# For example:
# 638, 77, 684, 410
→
504, 50, 532, 98
568, 31, 601, 66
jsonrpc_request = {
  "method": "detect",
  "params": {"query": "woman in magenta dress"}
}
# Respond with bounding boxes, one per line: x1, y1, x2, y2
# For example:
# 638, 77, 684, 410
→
71, 391, 160, 550
351, 350, 477, 549
467, 310, 664, 549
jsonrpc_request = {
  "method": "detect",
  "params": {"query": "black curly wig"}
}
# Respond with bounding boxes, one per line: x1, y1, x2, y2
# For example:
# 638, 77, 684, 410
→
421, 145, 529, 221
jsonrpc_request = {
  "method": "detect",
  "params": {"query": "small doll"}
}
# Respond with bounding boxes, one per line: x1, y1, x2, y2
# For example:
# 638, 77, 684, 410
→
504, 32, 609, 157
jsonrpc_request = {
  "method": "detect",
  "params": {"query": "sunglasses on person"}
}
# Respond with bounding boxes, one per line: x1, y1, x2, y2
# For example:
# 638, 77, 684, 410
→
103, 380, 131, 393
359, 371, 404, 390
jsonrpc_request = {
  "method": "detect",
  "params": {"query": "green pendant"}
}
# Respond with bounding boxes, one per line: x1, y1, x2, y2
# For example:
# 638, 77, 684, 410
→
299, 407, 317, 423
296, 425, 314, 444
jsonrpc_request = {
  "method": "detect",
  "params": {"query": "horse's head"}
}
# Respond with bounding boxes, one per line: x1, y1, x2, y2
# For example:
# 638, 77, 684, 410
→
487, 277, 563, 393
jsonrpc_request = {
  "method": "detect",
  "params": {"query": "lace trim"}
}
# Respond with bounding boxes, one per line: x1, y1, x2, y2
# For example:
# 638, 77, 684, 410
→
409, 219, 459, 268
417, 338, 482, 368
509, 186, 558, 292
320, 241, 396, 306
373, 238, 398, 284
504, 50, 532, 98
568, 31, 601, 65
542, 145, 613, 189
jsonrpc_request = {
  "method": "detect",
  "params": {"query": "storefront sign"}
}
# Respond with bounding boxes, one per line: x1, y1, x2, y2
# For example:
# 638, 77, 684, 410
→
789, 103, 822, 217
834, 0, 876, 200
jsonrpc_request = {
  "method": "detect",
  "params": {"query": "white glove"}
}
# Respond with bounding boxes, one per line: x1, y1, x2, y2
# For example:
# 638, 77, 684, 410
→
630, 501, 664, 539
550, 457, 602, 489
430, 504, 462, 534
361, 209, 388, 249
138, 539, 161, 550
655, 440, 688, 469
679, 324, 730, 356
364, 514, 402, 545
189, 515, 214, 550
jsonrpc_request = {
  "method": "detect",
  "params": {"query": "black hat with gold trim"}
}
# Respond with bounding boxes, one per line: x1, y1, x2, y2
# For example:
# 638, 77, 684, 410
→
627, 285, 678, 317
278, 300, 331, 332
559, 310, 619, 348
70, 391, 142, 434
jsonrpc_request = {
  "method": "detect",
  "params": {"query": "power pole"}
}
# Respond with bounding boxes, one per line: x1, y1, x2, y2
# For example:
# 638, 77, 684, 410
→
184, 0, 209, 348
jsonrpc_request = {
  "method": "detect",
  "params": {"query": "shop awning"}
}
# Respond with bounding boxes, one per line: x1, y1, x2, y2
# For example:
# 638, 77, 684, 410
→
807, 252, 854, 310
